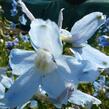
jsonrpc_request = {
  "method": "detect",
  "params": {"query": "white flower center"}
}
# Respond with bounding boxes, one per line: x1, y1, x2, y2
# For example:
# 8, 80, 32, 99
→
60, 29, 72, 43
96, 14, 106, 20
35, 49, 57, 74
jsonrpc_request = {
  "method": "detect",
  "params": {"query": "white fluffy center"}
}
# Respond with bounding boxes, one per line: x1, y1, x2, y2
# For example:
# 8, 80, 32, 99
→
35, 49, 57, 74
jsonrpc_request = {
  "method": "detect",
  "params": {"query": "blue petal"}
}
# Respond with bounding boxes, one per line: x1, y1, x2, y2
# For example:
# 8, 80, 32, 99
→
71, 12, 106, 45
29, 19, 63, 57
69, 90, 101, 107
1, 75, 14, 89
79, 60, 99, 82
4, 67, 41, 108
19, 14, 27, 25
41, 67, 71, 107
73, 44, 109, 69
55, 56, 80, 84
56, 56, 99, 83
42, 55, 94, 107
9, 49, 36, 75
42, 70, 66, 99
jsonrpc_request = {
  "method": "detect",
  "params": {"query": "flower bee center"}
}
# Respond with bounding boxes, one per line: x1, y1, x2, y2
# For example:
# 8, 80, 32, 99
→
35, 49, 57, 74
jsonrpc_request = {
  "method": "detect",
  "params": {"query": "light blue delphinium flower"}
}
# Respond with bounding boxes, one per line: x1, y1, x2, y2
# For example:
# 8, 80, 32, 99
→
21, 34, 30, 42
69, 90, 101, 108
10, 0, 18, 16
12, 0, 17, 8
61, 12, 109, 69
0, 68, 14, 106
1, 75, 14, 89
97, 35, 109, 47
10, 8, 18, 16
93, 75, 109, 97
0, 67, 14, 90
2, 19, 100, 108
19, 14, 27, 25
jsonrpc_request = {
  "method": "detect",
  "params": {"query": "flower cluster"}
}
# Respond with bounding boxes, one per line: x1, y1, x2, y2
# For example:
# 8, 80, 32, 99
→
10, 0, 27, 25
10, 0, 18, 16
0, 0, 109, 109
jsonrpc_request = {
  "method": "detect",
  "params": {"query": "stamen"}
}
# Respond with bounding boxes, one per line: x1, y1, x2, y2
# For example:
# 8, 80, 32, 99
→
96, 14, 106, 20
60, 35, 72, 43
35, 49, 57, 74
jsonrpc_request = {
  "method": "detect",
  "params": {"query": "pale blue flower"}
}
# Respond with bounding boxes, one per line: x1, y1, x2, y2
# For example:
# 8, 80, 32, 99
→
10, 22, 16, 29
93, 76, 109, 96
21, 34, 30, 42
12, 0, 17, 7
1, 75, 14, 89
0, 68, 13, 101
10, 0, 18, 16
3, 19, 99, 108
71, 13, 109, 69
19, 14, 27, 25
97, 35, 109, 47
73, 44, 109, 69
62, 12, 109, 69
10, 8, 18, 17
69, 90, 101, 107
30, 100, 38, 108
